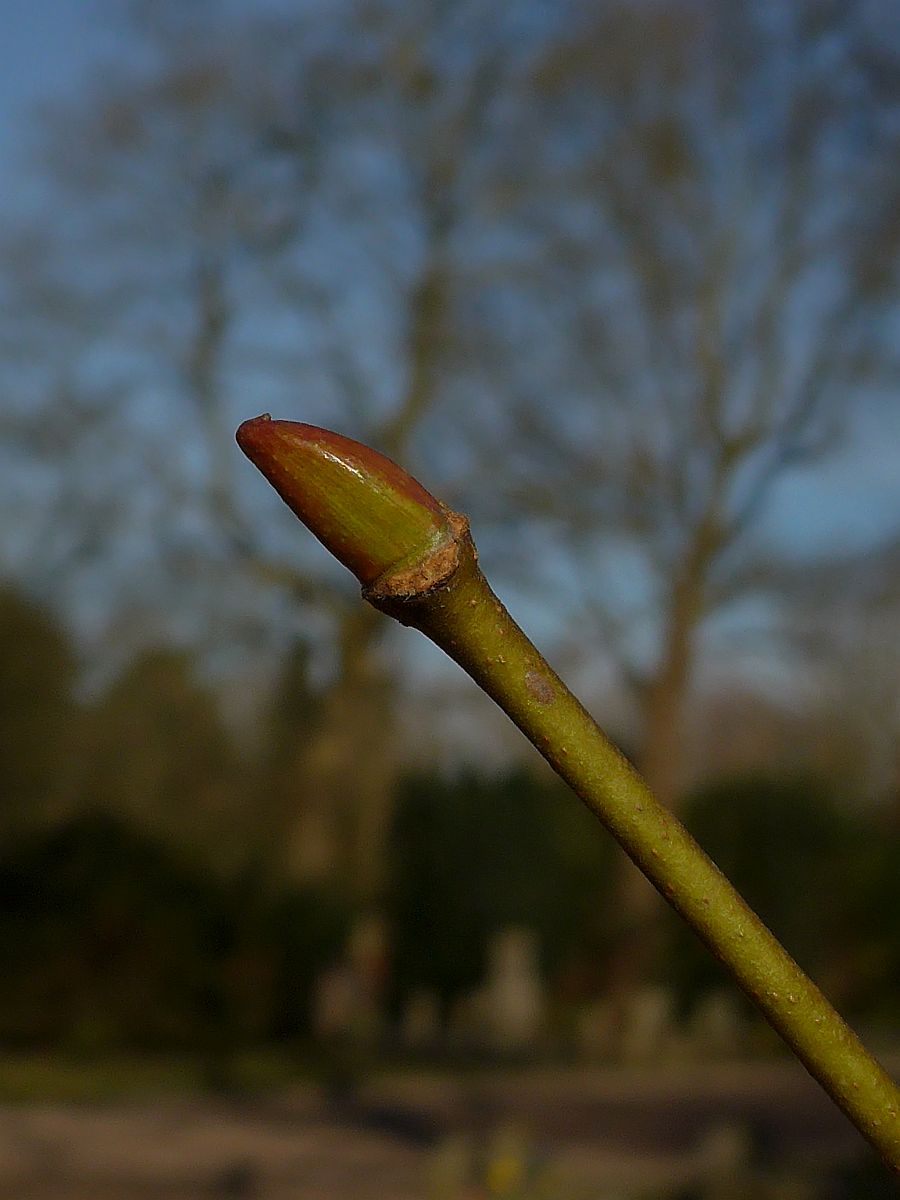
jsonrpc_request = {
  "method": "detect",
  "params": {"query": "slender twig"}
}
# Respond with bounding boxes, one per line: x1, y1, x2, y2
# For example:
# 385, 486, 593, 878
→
236, 414, 900, 1171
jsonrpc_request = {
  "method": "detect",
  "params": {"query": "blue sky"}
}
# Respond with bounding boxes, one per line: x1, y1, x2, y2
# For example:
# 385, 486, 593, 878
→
2, 0, 899, 567
768, 397, 900, 557
0, 1, 111, 165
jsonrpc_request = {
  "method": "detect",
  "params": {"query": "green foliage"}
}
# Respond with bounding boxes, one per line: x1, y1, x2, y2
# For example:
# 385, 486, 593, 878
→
388, 768, 616, 1005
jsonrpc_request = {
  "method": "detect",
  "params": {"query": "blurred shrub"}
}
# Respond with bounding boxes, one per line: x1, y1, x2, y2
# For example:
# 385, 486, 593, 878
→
0, 812, 349, 1050
835, 802, 900, 1024
0, 588, 78, 839
388, 768, 617, 1007
0, 812, 210, 1047
81, 647, 248, 869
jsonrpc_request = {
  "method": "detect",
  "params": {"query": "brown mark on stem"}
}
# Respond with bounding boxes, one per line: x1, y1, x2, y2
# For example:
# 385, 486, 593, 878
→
525, 670, 555, 705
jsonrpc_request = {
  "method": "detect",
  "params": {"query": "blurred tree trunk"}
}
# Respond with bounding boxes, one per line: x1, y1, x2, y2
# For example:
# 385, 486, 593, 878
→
274, 13, 504, 897
283, 239, 450, 897
460, 0, 900, 1007
608, 516, 727, 995
23, 4, 505, 902
288, 605, 391, 892
638, 570, 703, 812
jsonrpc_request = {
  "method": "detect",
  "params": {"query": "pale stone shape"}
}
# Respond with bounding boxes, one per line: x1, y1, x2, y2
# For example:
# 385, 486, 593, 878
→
483, 927, 545, 1052
619, 985, 674, 1064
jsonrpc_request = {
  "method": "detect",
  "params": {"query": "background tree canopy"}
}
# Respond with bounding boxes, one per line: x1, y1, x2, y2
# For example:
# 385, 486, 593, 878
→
0, 0, 898, 1054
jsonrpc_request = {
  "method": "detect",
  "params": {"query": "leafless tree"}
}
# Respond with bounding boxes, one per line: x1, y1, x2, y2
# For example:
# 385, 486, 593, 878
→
455, 0, 900, 809
4, 0, 898, 928
419, 0, 900, 987
0, 0, 555, 897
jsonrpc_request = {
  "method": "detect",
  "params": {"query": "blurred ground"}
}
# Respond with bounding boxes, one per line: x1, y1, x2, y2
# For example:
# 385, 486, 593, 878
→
0, 1058, 889, 1199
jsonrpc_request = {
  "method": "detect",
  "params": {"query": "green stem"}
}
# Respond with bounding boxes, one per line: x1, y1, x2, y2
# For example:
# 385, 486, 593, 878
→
236, 416, 900, 1171
369, 520, 900, 1171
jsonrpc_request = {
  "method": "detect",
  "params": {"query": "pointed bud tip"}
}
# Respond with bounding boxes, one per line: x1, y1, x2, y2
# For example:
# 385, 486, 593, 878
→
235, 416, 451, 586
235, 412, 273, 452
